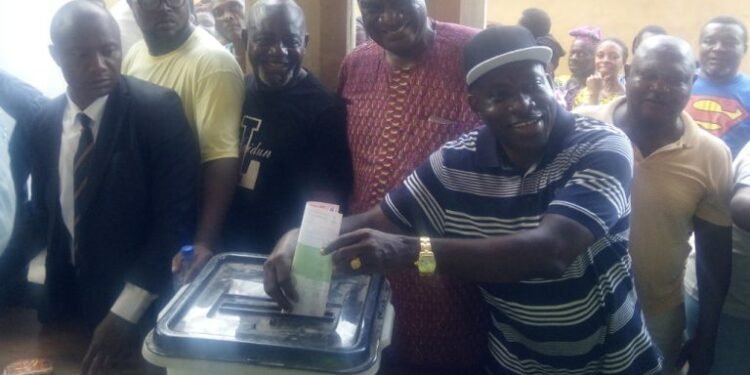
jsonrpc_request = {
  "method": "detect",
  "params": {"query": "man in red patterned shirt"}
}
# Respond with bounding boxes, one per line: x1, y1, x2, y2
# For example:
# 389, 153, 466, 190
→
338, 0, 482, 373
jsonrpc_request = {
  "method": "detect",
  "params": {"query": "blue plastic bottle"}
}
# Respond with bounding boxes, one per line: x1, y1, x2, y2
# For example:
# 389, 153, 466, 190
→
173, 245, 195, 291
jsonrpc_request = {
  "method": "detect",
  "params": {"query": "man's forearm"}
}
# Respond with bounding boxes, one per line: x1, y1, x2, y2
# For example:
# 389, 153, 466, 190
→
340, 206, 403, 235
433, 220, 590, 283
195, 158, 239, 248
731, 188, 750, 232
336, 210, 593, 283
695, 252, 731, 338
695, 222, 732, 340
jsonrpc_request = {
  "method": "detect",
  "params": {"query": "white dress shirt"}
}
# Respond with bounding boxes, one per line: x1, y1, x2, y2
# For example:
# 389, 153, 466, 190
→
60, 94, 156, 324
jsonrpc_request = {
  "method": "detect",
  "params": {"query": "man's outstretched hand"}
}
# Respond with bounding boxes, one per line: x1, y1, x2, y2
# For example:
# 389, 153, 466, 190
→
81, 313, 138, 375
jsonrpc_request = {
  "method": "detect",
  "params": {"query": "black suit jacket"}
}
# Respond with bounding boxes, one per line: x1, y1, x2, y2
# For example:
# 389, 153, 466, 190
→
26, 76, 200, 328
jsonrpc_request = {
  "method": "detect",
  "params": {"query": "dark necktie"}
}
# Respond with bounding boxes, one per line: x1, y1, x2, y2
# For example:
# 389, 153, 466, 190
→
73, 113, 94, 232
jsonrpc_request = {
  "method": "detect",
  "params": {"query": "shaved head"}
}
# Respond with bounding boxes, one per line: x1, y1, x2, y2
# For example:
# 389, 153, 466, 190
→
633, 35, 695, 72
627, 35, 696, 125
50, 0, 120, 46
247, 0, 306, 35
49, 0, 122, 109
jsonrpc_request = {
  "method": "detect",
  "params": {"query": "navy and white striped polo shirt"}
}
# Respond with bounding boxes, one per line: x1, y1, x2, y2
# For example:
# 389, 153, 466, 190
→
381, 110, 662, 374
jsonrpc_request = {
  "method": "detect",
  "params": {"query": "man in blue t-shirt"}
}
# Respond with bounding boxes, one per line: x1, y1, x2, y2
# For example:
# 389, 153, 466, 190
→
264, 26, 662, 375
686, 16, 750, 156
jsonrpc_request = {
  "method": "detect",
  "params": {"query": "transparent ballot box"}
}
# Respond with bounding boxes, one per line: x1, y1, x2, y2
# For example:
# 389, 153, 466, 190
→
142, 253, 394, 375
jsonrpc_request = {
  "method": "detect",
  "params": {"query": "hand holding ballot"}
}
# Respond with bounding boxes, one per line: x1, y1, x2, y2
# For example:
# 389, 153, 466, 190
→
264, 202, 342, 316
263, 229, 300, 312
264, 204, 418, 313
289, 202, 342, 316
322, 229, 419, 275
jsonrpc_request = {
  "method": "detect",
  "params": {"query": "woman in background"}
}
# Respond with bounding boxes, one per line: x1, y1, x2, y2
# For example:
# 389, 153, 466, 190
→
554, 26, 601, 110
574, 38, 628, 107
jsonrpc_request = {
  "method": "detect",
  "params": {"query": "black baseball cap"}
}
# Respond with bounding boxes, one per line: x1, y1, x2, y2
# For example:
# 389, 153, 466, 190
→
464, 25, 552, 86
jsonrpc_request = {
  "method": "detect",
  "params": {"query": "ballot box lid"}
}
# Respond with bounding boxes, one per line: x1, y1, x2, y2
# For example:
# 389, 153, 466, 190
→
150, 252, 392, 374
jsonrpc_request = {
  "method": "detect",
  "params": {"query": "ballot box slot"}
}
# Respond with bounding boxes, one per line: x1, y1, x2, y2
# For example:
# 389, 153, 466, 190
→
217, 294, 341, 325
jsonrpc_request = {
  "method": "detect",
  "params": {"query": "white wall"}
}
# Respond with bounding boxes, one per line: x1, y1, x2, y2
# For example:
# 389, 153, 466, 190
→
0, 0, 69, 98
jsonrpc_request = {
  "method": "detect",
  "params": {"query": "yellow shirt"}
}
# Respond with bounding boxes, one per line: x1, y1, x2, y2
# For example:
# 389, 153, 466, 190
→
576, 97, 733, 315
573, 86, 623, 109
122, 27, 244, 162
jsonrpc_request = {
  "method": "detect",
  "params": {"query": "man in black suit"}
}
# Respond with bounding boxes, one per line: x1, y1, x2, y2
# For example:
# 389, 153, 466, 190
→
18, 1, 199, 373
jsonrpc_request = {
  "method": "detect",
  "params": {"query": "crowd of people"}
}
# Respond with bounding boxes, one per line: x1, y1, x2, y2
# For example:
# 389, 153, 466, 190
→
0, 0, 749, 374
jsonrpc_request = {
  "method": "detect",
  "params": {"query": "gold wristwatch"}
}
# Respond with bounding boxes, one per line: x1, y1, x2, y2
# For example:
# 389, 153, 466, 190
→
415, 237, 436, 276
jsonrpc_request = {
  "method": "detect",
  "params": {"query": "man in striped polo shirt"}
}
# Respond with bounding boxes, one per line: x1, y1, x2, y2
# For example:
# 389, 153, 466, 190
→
265, 26, 662, 374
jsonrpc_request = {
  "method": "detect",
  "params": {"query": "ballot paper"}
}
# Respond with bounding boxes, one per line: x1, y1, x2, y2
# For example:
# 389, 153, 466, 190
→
290, 202, 343, 316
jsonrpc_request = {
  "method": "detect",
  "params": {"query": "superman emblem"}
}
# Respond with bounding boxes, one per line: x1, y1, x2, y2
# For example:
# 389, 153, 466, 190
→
687, 96, 749, 136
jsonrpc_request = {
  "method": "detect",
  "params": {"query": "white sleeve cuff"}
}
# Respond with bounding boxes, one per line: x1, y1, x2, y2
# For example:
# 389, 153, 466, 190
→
110, 282, 158, 324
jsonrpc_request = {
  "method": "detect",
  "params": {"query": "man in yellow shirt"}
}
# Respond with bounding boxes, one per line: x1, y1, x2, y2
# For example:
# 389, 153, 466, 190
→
123, 0, 244, 274
576, 36, 732, 374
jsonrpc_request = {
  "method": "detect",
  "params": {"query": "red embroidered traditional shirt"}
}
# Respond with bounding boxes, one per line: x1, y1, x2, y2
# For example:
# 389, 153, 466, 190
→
339, 21, 482, 214
338, 21, 487, 370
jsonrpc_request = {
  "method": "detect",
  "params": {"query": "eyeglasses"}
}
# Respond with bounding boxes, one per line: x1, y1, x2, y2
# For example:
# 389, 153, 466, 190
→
137, 0, 186, 11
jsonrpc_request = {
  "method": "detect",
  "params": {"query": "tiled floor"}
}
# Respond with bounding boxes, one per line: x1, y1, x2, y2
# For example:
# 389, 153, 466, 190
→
0, 308, 89, 375
0, 252, 81, 373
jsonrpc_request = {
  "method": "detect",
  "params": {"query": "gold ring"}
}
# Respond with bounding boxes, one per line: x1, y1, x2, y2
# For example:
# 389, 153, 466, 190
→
350, 257, 362, 270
